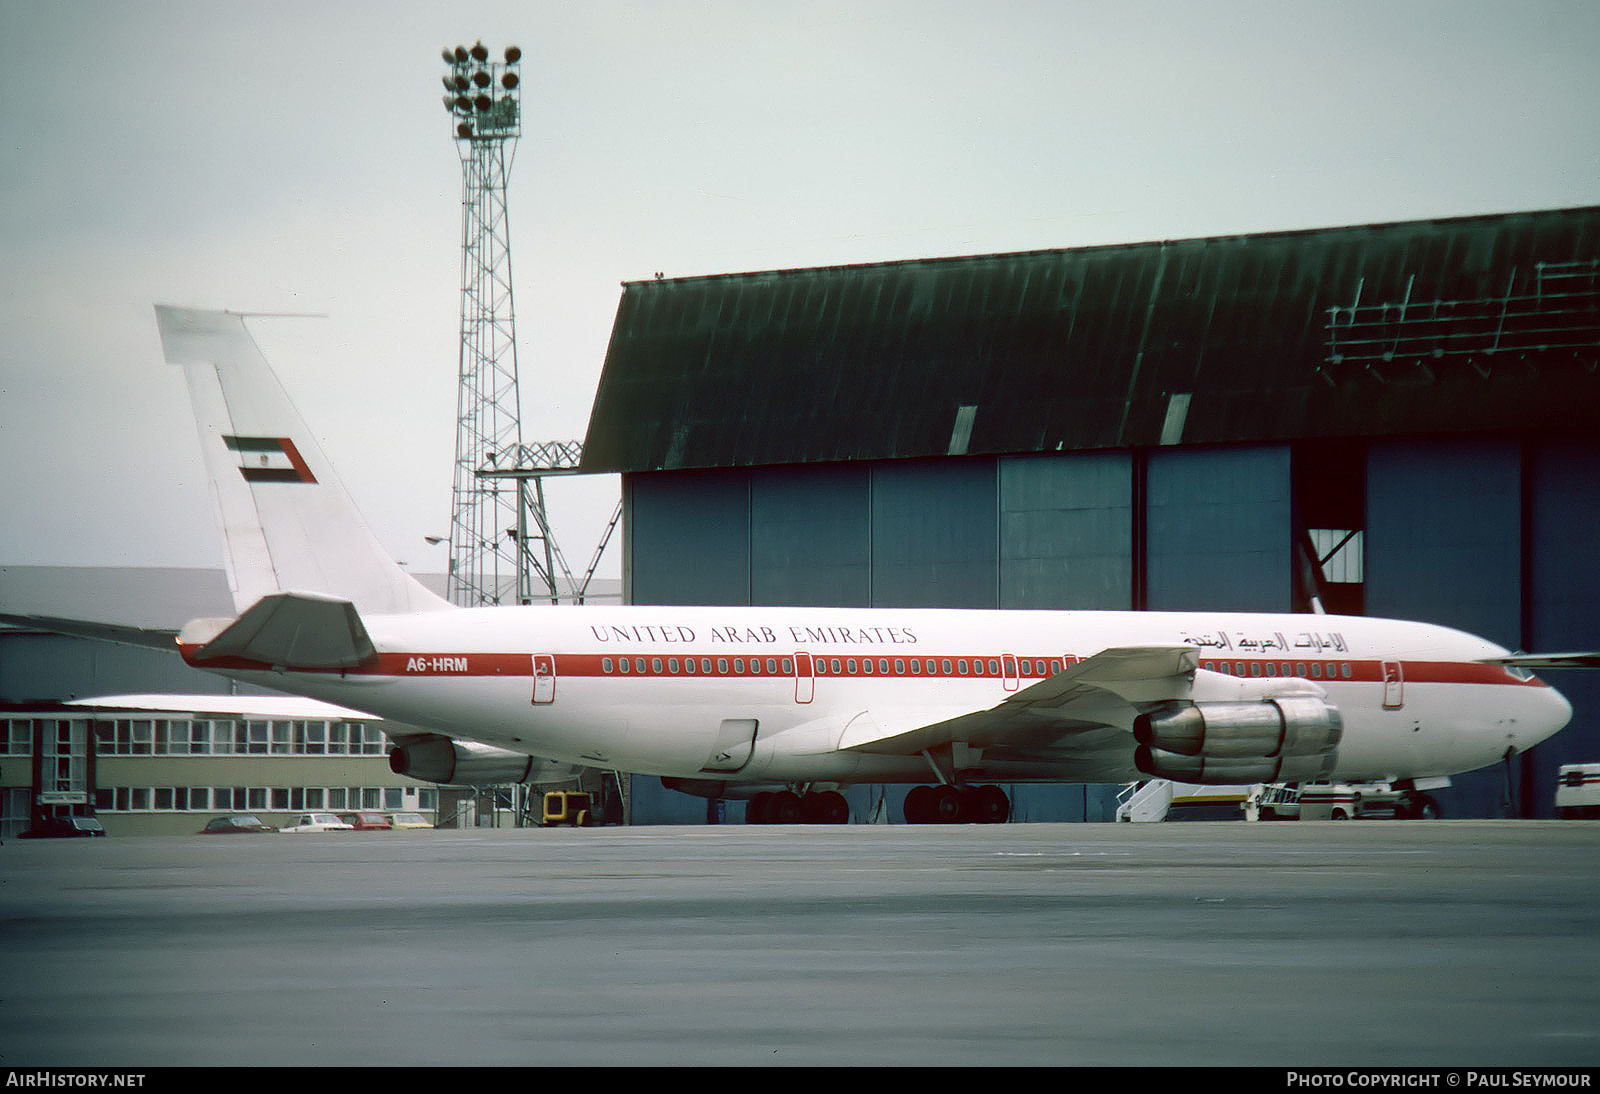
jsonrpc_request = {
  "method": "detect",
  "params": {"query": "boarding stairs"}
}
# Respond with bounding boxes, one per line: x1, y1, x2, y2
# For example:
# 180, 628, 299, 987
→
1115, 779, 1175, 822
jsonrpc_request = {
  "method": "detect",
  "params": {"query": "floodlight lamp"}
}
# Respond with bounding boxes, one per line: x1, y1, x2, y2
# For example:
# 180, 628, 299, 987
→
456, 121, 473, 138
505, 46, 522, 64
501, 72, 518, 90
472, 69, 491, 88
441, 75, 455, 92
454, 96, 472, 113
474, 94, 492, 112
453, 45, 468, 63
441, 48, 455, 64
470, 42, 488, 62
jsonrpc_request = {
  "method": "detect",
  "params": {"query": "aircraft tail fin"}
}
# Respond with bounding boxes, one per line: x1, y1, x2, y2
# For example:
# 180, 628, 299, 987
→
155, 306, 452, 617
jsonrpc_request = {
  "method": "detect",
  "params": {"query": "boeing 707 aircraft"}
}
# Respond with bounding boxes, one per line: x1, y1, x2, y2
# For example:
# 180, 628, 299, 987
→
19, 306, 1577, 825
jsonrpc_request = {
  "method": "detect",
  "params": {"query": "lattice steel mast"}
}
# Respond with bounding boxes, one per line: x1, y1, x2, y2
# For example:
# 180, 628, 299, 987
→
441, 42, 525, 605
440, 42, 620, 606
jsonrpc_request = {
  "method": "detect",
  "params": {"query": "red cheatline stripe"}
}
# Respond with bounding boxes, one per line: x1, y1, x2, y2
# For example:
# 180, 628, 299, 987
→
177, 644, 1546, 688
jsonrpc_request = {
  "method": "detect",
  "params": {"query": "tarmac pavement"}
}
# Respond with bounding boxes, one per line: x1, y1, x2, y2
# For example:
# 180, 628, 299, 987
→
3, 820, 1599, 1067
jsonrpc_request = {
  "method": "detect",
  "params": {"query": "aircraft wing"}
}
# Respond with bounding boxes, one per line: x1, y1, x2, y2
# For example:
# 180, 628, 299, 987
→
838, 645, 1200, 756
1482, 652, 1600, 671
64, 693, 385, 721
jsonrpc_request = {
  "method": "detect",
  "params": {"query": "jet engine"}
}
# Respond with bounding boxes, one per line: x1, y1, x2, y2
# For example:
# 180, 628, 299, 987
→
388, 734, 537, 785
1132, 697, 1342, 784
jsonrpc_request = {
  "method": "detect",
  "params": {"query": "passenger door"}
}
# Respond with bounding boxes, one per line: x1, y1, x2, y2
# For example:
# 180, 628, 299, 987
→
531, 654, 556, 704
1381, 660, 1404, 710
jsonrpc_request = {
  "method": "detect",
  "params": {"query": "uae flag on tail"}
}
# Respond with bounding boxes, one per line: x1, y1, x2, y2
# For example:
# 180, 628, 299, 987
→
223, 435, 318, 484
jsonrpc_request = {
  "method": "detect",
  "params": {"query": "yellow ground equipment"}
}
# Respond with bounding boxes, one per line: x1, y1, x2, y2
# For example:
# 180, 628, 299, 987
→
541, 790, 593, 827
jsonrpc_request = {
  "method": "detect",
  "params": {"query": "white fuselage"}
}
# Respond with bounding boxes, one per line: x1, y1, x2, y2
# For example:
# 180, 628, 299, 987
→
184, 605, 1572, 788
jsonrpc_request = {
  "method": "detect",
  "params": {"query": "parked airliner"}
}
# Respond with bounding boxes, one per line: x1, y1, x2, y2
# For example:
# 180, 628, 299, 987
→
25, 306, 1580, 825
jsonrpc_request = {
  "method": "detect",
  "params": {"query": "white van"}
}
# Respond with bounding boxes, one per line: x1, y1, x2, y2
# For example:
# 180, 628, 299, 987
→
1555, 764, 1600, 818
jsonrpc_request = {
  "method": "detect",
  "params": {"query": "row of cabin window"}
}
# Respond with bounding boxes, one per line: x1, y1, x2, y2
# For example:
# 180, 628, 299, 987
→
1204, 660, 1355, 679
605, 655, 794, 676
600, 656, 1070, 678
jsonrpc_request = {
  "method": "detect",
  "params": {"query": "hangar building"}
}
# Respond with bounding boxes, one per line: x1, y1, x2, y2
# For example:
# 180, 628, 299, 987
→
580, 206, 1600, 822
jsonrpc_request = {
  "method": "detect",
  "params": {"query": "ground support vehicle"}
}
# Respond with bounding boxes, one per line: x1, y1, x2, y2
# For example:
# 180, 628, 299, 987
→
1556, 764, 1600, 818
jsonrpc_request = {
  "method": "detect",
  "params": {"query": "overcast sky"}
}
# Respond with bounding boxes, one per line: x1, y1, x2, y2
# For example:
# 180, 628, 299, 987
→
2, 0, 1597, 583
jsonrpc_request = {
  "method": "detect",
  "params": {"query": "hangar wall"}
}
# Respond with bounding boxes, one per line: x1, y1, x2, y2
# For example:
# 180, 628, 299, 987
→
629, 445, 1294, 612
622, 438, 1598, 822
1000, 451, 1131, 610
752, 466, 871, 607
1365, 439, 1524, 818
624, 444, 1299, 823
1146, 446, 1291, 613
0, 632, 231, 703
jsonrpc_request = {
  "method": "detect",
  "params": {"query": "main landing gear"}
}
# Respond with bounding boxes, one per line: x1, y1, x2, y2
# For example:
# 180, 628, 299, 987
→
745, 789, 850, 824
903, 784, 1011, 824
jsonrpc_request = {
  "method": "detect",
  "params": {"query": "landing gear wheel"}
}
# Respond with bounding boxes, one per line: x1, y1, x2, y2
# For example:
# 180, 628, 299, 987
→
767, 790, 803, 824
904, 786, 935, 824
970, 785, 1011, 824
1404, 792, 1441, 820
930, 785, 965, 823
802, 790, 850, 824
747, 792, 772, 824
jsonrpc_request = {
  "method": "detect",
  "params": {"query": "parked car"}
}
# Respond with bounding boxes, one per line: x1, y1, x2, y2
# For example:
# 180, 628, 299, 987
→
199, 814, 277, 835
20, 816, 106, 838
338, 811, 392, 831
278, 812, 354, 833
387, 812, 434, 829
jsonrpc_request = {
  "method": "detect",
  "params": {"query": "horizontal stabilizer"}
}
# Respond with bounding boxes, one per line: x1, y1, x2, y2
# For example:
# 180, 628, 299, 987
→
0, 612, 178, 652
182, 592, 376, 670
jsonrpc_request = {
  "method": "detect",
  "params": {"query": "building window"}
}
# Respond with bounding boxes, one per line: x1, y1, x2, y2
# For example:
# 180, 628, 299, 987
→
2, 720, 35, 756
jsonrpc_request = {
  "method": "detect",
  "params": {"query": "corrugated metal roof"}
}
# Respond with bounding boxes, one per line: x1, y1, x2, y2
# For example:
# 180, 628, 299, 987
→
580, 207, 1600, 474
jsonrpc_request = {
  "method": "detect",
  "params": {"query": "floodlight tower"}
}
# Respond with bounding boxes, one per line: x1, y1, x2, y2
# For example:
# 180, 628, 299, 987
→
441, 42, 525, 605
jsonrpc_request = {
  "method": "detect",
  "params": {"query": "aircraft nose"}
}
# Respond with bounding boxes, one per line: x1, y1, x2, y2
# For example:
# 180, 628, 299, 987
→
1534, 683, 1574, 746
